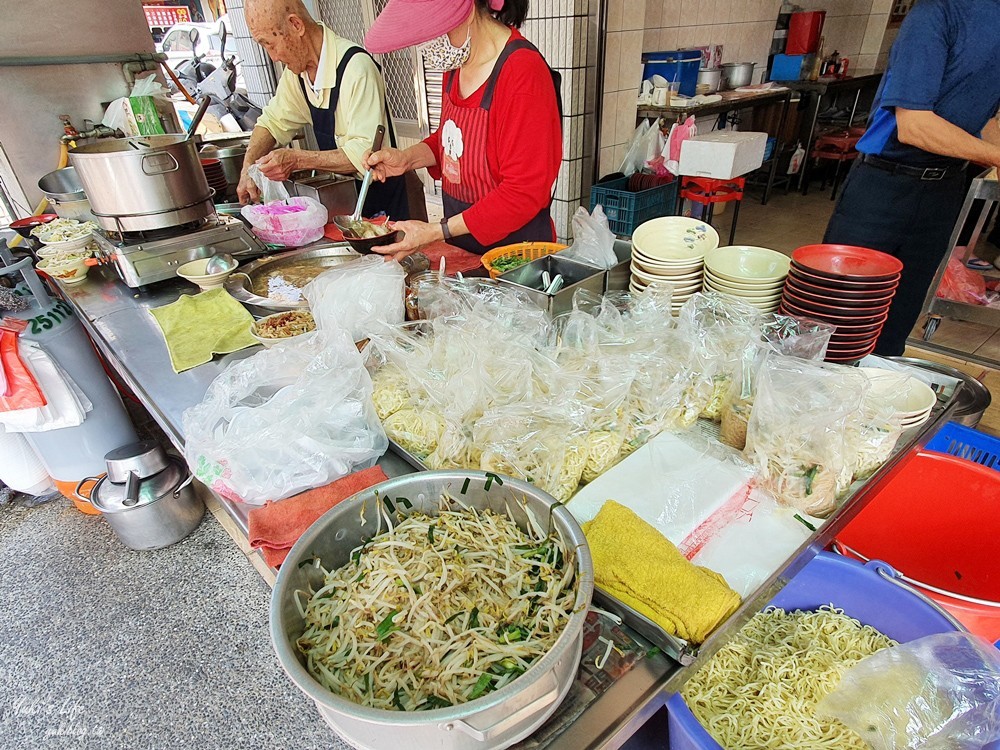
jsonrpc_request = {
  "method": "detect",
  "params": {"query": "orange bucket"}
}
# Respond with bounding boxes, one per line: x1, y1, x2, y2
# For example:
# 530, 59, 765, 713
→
59, 477, 102, 515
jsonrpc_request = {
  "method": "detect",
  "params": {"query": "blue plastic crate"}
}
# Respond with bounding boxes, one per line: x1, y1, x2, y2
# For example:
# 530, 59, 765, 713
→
925, 422, 1000, 472
589, 177, 678, 237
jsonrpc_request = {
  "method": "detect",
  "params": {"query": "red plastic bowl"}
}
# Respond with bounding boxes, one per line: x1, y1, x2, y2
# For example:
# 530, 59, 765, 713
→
827, 336, 878, 351
789, 265, 900, 291
785, 274, 900, 300
9, 213, 58, 239
784, 278, 897, 308
792, 244, 903, 281
830, 330, 881, 344
782, 290, 892, 318
781, 297, 891, 324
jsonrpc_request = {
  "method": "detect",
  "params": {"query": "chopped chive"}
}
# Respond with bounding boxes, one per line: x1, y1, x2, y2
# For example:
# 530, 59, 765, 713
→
485, 474, 494, 491
420, 695, 452, 710
468, 607, 480, 630
297, 557, 317, 569
443, 611, 463, 626
382, 496, 396, 514
485, 472, 504, 487
803, 465, 820, 496
354, 571, 367, 583
376, 610, 400, 641
362, 673, 371, 693
428, 524, 435, 544
469, 673, 494, 700
793, 513, 817, 532
461, 477, 471, 495
396, 496, 412, 509
392, 687, 406, 711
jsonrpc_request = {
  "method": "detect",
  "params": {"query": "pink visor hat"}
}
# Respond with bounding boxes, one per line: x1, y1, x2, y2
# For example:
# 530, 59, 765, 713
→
365, 0, 505, 54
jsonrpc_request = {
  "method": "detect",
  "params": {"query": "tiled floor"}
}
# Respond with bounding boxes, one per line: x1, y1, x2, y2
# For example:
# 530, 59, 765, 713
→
712, 185, 1000, 436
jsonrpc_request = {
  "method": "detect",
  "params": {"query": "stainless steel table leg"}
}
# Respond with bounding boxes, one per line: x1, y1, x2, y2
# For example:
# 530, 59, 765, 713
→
798, 91, 823, 192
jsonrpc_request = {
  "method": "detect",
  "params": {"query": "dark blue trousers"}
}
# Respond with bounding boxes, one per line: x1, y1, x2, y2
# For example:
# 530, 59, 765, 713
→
823, 160, 966, 356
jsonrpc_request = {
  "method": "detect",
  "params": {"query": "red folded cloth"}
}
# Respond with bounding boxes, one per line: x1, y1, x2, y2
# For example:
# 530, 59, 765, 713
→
322, 222, 485, 275
248, 466, 389, 568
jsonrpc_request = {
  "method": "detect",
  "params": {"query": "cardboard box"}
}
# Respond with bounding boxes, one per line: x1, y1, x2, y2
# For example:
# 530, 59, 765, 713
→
678, 131, 768, 179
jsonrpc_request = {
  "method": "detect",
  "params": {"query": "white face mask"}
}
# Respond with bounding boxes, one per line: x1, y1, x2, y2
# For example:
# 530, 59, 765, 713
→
419, 26, 472, 71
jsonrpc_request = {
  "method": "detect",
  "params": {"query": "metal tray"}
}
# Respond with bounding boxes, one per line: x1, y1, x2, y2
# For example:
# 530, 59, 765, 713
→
225, 242, 358, 316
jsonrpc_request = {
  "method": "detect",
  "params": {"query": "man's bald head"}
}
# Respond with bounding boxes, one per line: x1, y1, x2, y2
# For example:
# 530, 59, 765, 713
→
247, 0, 321, 75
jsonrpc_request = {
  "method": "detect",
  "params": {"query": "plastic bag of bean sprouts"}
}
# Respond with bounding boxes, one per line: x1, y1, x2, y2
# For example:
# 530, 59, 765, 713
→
676, 292, 763, 422
744, 353, 869, 517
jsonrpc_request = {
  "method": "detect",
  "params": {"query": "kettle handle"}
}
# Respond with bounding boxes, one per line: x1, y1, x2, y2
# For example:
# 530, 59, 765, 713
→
123, 471, 141, 507
172, 472, 195, 498
75, 474, 105, 501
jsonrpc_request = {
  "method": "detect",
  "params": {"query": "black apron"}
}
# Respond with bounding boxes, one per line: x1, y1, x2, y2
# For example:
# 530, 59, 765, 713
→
298, 47, 410, 220
440, 39, 561, 254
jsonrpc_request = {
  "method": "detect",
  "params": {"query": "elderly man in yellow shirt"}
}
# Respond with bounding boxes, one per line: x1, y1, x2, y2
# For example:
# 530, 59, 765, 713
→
237, 0, 409, 220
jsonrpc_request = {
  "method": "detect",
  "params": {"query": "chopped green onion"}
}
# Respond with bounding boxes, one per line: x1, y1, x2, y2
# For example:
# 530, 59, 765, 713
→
469, 673, 494, 700
443, 611, 463, 626
468, 607, 480, 630
376, 610, 400, 641
397, 497, 412, 509
803, 465, 820, 496
793, 513, 817, 532
461, 477, 471, 495
428, 524, 435, 544
382, 496, 396, 514
392, 687, 406, 711
484, 472, 504, 490
420, 695, 452, 710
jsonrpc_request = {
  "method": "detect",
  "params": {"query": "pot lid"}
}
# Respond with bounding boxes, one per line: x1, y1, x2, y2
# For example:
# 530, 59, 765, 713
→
104, 439, 169, 483
91, 458, 187, 513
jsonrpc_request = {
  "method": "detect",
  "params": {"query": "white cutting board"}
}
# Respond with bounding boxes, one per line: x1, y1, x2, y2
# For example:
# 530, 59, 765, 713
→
567, 431, 753, 550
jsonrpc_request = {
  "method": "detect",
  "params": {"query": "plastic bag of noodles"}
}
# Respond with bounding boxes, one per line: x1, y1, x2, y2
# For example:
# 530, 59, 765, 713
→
745, 353, 869, 517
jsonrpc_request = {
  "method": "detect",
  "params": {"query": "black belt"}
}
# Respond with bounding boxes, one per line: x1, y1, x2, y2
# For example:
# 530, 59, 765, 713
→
861, 153, 967, 181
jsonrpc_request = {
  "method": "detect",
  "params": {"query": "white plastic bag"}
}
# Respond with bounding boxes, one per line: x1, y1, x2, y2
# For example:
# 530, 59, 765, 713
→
561, 206, 617, 269
245, 163, 290, 203
0, 341, 92, 432
620, 119, 652, 176
302, 255, 406, 342
182, 328, 387, 505
818, 632, 1000, 750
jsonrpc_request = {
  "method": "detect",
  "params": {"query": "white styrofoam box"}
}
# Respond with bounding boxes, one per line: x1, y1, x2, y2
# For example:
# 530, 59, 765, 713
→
678, 130, 768, 179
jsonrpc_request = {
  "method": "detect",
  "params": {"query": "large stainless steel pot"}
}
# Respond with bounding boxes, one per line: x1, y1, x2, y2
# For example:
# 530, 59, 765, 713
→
271, 471, 594, 750
69, 135, 213, 232
721, 62, 755, 89
200, 144, 246, 197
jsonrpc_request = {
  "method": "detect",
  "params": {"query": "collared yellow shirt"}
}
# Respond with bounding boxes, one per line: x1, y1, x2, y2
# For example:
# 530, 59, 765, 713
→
256, 24, 389, 178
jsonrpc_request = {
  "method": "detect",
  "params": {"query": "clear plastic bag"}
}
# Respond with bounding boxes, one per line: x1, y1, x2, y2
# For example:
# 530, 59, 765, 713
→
241, 193, 327, 247
245, 162, 290, 203
561, 206, 617, 269
818, 631, 1000, 750
182, 329, 387, 505
745, 354, 869, 517
302, 255, 406, 342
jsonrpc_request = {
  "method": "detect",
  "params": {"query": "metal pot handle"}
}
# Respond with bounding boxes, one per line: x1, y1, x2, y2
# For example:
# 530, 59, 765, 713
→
864, 558, 967, 632
445, 671, 560, 742
172, 472, 195, 498
75, 474, 105, 501
141, 152, 180, 175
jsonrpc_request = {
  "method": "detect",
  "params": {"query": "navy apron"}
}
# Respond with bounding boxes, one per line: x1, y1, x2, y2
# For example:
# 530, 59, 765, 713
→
440, 39, 561, 254
298, 47, 410, 220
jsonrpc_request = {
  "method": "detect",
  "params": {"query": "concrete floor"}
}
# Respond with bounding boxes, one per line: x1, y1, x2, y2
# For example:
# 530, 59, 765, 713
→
0, 498, 350, 750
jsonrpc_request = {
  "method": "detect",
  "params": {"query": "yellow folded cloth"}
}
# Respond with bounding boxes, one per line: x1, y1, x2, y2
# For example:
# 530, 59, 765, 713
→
149, 289, 258, 373
583, 500, 740, 644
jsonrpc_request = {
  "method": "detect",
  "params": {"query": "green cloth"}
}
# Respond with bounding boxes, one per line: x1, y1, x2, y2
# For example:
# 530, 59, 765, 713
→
149, 289, 258, 373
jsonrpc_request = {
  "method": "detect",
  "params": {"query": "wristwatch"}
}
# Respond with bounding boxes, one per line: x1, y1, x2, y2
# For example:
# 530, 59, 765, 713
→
440, 217, 452, 241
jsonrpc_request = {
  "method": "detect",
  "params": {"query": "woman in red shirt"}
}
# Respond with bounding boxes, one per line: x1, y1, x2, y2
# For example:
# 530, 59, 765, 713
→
363, 0, 562, 258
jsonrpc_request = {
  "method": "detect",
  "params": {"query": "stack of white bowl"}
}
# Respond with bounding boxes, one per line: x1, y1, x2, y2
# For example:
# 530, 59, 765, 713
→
703, 245, 790, 313
630, 217, 720, 313
858, 367, 937, 430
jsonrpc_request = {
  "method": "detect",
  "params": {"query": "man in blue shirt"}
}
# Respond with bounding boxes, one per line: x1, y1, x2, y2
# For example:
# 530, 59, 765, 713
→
823, 0, 1000, 355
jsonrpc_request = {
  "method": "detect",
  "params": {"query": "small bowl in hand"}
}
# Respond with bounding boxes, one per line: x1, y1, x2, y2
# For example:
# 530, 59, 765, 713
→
344, 229, 404, 255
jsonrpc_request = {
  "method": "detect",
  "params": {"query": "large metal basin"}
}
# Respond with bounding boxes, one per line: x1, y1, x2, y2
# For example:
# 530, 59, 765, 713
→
271, 471, 594, 750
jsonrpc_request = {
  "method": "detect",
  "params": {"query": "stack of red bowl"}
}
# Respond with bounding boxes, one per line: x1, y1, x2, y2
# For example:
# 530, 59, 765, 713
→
780, 244, 903, 363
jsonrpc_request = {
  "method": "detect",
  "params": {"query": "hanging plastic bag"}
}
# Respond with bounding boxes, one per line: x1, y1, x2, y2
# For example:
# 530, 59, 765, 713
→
665, 115, 697, 176
246, 162, 290, 203
561, 206, 617, 269
182, 328, 387, 505
818, 631, 1000, 750
620, 119, 652, 177
0, 321, 46, 413
302, 255, 406, 342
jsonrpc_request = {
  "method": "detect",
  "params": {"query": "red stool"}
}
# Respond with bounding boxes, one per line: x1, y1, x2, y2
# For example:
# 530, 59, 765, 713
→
804, 129, 862, 200
680, 176, 745, 245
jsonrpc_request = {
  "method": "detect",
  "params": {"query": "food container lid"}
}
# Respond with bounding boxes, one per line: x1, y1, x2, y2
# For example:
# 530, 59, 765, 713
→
104, 440, 170, 484
91, 458, 187, 513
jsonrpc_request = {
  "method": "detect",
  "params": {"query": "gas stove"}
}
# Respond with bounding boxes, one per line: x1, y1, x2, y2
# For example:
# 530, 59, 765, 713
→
91, 216, 268, 288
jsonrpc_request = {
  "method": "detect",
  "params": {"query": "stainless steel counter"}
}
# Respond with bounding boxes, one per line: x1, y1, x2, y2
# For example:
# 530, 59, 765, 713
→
60, 265, 413, 534
59, 266, 960, 749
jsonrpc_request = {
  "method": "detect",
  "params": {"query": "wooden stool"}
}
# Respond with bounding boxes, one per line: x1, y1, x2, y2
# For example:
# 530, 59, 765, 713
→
680, 176, 745, 245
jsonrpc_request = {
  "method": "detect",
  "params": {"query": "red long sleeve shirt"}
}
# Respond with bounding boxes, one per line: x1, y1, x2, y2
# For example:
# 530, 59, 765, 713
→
423, 29, 563, 247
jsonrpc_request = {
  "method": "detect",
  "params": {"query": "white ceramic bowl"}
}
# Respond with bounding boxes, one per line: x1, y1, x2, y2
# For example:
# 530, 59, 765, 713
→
857, 368, 938, 419
704, 268, 786, 291
631, 247, 707, 268
37, 256, 89, 285
631, 255, 704, 276
250, 311, 317, 349
176, 257, 239, 291
704, 278, 785, 300
631, 264, 704, 287
704, 245, 790, 284
631, 217, 720, 262
37, 233, 94, 253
